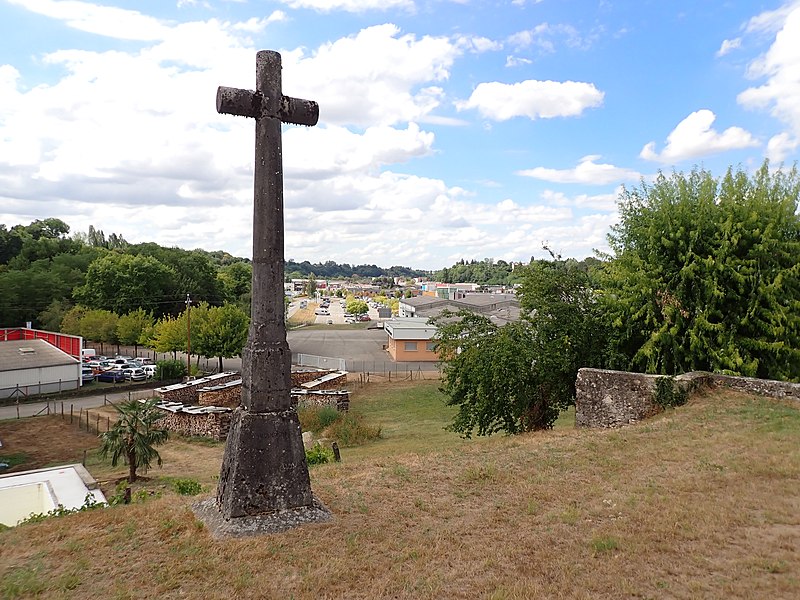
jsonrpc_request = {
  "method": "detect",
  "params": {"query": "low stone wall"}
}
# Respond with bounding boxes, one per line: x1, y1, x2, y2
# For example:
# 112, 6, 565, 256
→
576, 368, 800, 428
293, 390, 350, 412
575, 369, 663, 428
158, 411, 232, 441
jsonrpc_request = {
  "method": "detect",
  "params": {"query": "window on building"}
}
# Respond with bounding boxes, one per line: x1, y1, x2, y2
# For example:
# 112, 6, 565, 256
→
426, 342, 436, 352
404, 342, 418, 351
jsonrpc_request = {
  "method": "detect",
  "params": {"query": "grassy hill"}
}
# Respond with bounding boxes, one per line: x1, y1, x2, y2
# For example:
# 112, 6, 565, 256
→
1, 381, 799, 599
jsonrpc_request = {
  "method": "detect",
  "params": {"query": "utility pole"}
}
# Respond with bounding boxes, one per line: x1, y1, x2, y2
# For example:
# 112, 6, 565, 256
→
186, 293, 192, 377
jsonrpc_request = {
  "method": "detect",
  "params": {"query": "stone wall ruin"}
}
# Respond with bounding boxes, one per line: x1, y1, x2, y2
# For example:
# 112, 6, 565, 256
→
576, 368, 800, 428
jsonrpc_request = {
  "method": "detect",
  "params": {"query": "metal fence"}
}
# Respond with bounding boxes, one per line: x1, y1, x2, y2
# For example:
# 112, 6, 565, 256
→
294, 353, 347, 371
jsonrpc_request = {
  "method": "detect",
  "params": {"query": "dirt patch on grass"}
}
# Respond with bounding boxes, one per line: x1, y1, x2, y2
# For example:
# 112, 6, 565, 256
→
0, 416, 101, 473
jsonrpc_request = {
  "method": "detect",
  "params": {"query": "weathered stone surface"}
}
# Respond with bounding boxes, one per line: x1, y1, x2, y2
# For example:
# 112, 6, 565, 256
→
193, 495, 331, 539
576, 368, 800, 428
217, 408, 313, 518
575, 368, 662, 428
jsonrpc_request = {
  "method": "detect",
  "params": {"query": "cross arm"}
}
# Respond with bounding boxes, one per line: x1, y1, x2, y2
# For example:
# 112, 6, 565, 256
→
216, 86, 319, 126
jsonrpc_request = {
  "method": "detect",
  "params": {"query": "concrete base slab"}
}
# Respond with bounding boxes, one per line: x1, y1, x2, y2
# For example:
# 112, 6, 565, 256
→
193, 495, 332, 538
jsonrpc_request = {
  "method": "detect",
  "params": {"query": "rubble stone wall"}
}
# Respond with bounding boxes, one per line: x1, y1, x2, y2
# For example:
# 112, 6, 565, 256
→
158, 411, 232, 441
576, 368, 800, 428
294, 391, 350, 412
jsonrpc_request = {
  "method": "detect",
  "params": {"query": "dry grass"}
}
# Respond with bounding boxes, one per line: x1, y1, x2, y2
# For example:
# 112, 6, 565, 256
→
288, 302, 319, 326
1, 385, 799, 599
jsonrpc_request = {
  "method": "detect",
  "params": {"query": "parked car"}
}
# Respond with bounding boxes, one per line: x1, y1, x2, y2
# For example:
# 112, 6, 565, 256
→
81, 368, 95, 383
358, 315, 371, 322
96, 370, 125, 383
143, 365, 157, 378
327, 319, 334, 325
315, 309, 329, 315
123, 368, 147, 382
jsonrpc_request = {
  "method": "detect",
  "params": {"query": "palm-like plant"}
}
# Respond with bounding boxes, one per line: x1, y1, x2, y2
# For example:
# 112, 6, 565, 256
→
99, 399, 169, 483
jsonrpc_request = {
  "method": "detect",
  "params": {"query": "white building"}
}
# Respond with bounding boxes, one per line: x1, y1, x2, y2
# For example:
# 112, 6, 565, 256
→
0, 339, 82, 399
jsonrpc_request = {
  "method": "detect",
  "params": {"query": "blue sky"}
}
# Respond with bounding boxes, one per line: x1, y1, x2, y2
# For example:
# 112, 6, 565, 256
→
1, 0, 797, 270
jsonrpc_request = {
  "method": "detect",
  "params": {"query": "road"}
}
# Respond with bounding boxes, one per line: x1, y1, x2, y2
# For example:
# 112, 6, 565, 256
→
0, 386, 158, 421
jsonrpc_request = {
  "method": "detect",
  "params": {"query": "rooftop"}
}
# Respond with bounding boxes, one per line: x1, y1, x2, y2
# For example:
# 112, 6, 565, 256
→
0, 339, 79, 372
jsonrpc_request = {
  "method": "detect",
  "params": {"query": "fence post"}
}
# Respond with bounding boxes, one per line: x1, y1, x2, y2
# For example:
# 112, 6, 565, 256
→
96, 414, 100, 432
128, 391, 132, 402
61, 402, 64, 419
78, 407, 82, 429
70, 404, 73, 424
104, 393, 107, 406
107, 416, 110, 431
86, 410, 89, 431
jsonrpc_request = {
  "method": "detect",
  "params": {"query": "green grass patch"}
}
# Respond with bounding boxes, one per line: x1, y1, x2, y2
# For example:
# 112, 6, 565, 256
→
0, 452, 29, 470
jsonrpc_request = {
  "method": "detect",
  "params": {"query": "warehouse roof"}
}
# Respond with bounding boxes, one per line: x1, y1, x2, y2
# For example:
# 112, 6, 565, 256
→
0, 339, 79, 372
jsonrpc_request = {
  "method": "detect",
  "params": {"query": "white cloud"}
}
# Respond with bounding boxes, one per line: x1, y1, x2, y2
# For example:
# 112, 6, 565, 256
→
508, 22, 595, 53
277, 0, 415, 13
716, 37, 741, 57
766, 132, 799, 163
541, 188, 621, 211
7, 0, 171, 41
640, 109, 758, 163
288, 24, 462, 127
738, 4, 800, 138
517, 156, 640, 185
505, 56, 532, 67
457, 79, 604, 121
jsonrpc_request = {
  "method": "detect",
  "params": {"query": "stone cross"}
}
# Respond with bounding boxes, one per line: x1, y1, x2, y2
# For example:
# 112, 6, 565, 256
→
206, 50, 329, 531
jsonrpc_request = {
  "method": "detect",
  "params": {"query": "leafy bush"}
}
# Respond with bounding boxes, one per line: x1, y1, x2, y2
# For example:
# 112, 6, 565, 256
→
298, 405, 341, 434
326, 412, 381, 447
305, 444, 335, 466
155, 359, 186, 380
19, 494, 105, 525
173, 478, 202, 496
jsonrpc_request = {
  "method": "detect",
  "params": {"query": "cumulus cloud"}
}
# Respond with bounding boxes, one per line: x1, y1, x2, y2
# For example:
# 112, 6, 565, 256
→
738, 4, 800, 139
289, 24, 462, 127
457, 79, 604, 121
517, 156, 640, 185
766, 132, 799, 163
640, 109, 758, 163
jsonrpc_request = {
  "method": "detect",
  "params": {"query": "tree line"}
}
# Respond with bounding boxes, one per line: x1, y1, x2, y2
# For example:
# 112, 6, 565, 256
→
434, 162, 800, 437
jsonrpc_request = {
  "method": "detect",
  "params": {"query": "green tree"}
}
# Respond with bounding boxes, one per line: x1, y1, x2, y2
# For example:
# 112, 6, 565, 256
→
38, 299, 72, 332
434, 313, 560, 436
433, 254, 605, 437
346, 299, 369, 315
603, 162, 800, 380
60, 305, 88, 335
117, 308, 155, 356
75, 252, 177, 316
152, 315, 185, 359
194, 304, 250, 372
304, 272, 317, 297
98, 399, 169, 483
80, 309, 119, 355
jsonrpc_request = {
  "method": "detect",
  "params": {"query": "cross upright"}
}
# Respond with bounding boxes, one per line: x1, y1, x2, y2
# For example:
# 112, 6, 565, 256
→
211, 50, 328, 526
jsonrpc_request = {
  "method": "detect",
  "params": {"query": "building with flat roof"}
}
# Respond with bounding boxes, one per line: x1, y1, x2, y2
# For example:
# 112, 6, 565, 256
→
383, 317, 440, 362
398, 292, 519, 325
0, 338, 82, 399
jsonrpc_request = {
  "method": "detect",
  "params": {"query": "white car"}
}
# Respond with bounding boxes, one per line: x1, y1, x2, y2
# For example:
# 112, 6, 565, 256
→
143, 365, 157, 378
